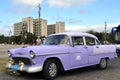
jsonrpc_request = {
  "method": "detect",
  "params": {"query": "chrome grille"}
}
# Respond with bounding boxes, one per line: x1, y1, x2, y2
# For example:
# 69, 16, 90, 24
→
12, 57, 32, 65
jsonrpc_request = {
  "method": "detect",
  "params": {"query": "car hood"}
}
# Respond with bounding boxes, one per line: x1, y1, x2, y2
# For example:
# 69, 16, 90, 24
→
9, 45, 69, 57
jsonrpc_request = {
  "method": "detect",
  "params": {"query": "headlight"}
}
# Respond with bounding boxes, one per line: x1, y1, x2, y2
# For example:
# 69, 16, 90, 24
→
30, 51, 35, 59
8, 51, 12, 57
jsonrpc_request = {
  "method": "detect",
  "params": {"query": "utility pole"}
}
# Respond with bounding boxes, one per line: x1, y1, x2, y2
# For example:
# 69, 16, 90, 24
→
104, 21, 107, 41
38, 3, 41, 21
38, 3, 41, 37
9, 28, 12, 44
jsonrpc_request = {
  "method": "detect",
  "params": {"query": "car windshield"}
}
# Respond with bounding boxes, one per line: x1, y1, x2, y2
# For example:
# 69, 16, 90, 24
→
43, 35, 70, 45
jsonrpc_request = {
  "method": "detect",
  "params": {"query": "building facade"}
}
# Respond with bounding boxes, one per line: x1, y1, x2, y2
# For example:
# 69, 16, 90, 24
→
47, 24, 56, 35
47, 22, 65, 36
22, 17, 34, 34
14, 17, 47, 37
14, 17, 65, 37
56, 22, 65, 33
33, 19, 47, 37
14, 22, 22, 36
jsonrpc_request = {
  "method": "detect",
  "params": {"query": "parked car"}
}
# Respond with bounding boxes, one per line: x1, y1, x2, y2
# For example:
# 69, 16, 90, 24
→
116, 48, 120, 55
6, 32, 116, 80
116, 45, 120, 55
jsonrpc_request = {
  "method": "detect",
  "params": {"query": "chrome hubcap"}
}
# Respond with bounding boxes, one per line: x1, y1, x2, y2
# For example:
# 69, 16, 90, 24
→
101, 59, 106, 68
49, 63, 57, 77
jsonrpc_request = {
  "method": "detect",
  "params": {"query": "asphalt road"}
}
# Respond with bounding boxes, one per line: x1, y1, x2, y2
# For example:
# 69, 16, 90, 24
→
0, 44, 120, 80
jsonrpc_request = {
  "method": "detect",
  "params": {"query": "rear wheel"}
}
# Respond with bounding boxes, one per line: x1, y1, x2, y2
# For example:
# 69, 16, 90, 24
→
43, 60, 58, 80
97, 58, 108, 70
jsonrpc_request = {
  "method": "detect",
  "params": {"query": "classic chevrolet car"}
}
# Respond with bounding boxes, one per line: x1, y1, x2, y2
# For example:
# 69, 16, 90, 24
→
6, 32, 116, 80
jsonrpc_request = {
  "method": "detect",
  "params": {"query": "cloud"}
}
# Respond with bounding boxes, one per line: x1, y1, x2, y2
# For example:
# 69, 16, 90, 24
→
66, 23, 120, 33
10, 0, 43, 14
0, 27, 10, 36
0, 24, 13, 36
11, 0, 96, 8
10, 6, 33, 14
46, 0, 96, 7
10, 0, 96, 14
79, 10, 89, 14
12, 0, 43, 7
68, 18, 82, 24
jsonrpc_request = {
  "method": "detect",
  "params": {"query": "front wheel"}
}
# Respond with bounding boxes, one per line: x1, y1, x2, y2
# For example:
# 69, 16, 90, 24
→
97, 58, 108, 70
43, 60, 58, 80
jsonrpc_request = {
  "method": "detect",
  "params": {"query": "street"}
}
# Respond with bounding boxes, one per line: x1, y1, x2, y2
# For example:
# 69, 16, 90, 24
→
0, 44, 28, 58
0, 44, 120, 80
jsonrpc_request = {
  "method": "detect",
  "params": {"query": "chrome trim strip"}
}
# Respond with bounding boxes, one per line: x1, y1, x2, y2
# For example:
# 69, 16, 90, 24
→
37, 52, 81, 56
37, 52, 69, 56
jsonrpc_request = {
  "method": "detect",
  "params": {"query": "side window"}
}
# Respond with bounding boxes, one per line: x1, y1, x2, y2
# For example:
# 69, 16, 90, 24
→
60, 36, 70, 45
85, 37, 95, 45
96, 39, 101, 45
72, 36, 84, 45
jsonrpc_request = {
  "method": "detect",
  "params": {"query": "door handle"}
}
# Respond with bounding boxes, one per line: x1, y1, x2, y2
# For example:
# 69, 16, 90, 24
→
96, 46, 99, 48
84, 46, 87, 48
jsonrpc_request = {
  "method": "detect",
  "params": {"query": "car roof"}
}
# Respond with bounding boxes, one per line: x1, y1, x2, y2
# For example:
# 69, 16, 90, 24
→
49, 32, 98, 39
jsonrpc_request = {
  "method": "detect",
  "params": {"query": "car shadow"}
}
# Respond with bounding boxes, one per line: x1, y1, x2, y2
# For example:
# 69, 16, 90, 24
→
6, 66, 99, 80
58, 66, 98, 77
6, 71, 44, 80
6, 61, 117, 80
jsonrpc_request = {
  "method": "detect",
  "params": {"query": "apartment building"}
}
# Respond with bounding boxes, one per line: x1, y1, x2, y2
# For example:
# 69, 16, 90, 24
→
47, 22, 65, 35
14, 22, 22, 36
47, 24, 56, 35
14, 17, 47, 37
14, 17, 65, 37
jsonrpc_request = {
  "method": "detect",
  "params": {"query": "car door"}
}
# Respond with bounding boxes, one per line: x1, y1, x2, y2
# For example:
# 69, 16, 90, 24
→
69, 36, 89, 68
85, 37, 101, 64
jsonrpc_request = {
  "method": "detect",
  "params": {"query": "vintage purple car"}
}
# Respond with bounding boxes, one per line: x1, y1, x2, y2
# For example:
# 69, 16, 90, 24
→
6, 32, 116, 79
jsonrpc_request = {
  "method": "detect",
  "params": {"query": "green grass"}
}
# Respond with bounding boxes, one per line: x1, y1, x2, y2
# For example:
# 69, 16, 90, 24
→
0, 58, 8, 73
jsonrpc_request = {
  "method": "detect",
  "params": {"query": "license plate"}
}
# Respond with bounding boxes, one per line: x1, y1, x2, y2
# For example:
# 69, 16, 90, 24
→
12, 64, 19, 70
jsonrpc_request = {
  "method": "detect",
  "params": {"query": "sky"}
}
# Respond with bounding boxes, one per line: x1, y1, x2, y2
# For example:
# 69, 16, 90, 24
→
0, 0, 120, 36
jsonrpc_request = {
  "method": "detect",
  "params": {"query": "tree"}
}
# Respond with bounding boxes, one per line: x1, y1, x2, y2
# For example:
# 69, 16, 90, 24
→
0, 35, 5, 43
86, 30, 114, 44
26, 32, 37, 44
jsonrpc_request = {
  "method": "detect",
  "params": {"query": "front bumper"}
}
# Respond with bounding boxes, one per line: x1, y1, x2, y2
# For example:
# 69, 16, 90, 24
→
6, 62, 43, 73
